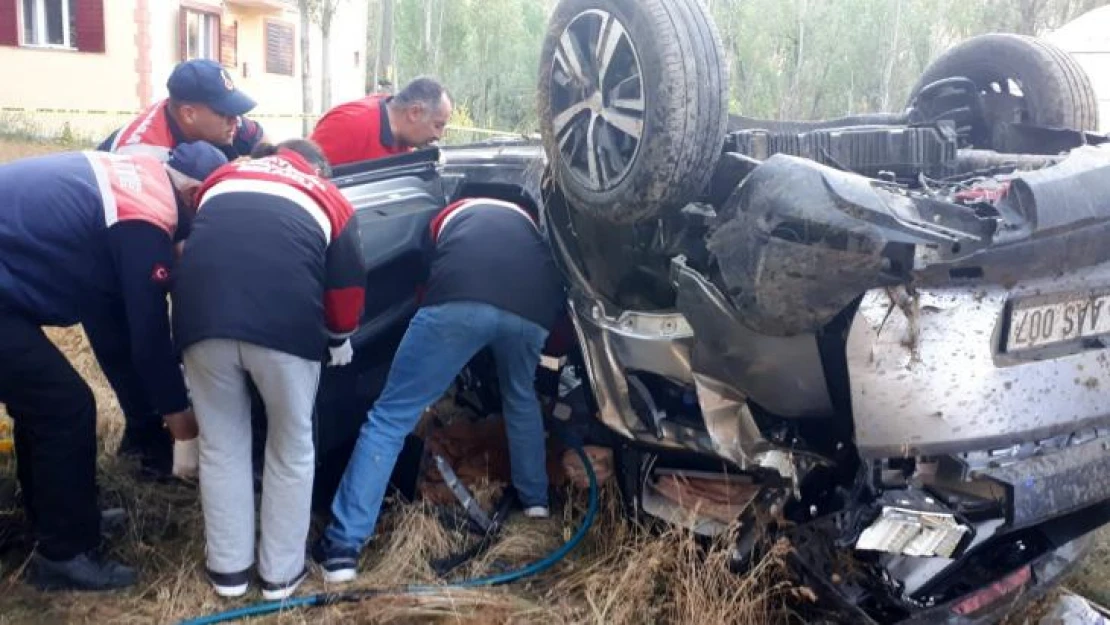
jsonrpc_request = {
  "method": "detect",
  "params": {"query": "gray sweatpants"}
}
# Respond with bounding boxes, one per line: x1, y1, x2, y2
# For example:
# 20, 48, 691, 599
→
183, 339, 321, 583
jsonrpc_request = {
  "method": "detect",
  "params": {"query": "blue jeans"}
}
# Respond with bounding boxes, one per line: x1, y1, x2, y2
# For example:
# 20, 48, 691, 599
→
325, 301, 551, 551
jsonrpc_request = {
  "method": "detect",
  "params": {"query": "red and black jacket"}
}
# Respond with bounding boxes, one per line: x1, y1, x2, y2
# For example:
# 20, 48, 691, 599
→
171, 150, 366, 361
422, 198, 566, 331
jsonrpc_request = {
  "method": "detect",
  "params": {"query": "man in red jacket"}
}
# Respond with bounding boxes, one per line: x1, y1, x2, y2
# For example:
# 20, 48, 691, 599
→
310, 77, 452, 167
171, 139, 366, 600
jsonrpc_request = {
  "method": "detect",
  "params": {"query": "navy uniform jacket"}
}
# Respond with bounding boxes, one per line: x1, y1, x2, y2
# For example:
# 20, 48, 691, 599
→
0, 151, 189, 415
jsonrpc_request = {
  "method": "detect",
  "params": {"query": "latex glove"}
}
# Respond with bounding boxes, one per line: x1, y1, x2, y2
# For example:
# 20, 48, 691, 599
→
328, 338, 353, 367
173, 438, 199, 479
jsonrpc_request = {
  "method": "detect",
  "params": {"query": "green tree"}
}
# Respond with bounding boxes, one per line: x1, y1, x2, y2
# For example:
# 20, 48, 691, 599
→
364, 0, 1110, 132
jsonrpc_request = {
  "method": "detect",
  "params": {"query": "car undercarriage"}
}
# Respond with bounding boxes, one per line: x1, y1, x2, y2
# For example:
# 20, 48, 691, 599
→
299, 1, 1110, 622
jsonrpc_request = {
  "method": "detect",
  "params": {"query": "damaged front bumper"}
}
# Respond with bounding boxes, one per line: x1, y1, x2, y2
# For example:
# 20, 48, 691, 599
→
565, 285, 770, 468
793, 523, 1094, 625
564, 251, 839, 476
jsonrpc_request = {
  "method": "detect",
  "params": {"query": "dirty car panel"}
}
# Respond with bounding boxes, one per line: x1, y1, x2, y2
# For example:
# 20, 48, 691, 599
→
848, 266, 1110, 459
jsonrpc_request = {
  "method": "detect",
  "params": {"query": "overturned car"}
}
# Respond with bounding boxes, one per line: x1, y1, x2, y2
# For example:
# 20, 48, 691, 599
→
301, 0, 1110, 622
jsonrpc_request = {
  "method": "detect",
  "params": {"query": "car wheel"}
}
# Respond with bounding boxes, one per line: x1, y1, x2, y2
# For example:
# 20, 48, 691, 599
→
538, 0, 728, 224
908, 34, 1099, 142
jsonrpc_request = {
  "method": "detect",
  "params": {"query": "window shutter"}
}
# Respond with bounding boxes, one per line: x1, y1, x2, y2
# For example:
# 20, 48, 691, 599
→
264, 20, 294, 76
75, 0, 106, 53
178, 8, 186, 60
220, 20, 237, 67
212, 12, 221, 62
0, 0, 18, 47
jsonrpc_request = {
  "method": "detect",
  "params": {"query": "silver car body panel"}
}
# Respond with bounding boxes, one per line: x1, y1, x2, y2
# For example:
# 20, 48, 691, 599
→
848, 261, 1110, 458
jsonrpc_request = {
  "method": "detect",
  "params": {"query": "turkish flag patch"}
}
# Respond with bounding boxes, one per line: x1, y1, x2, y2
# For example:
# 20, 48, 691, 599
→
151, 264, 171, 284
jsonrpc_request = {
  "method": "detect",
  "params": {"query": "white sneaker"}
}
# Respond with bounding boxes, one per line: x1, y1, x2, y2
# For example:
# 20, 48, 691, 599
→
523, 506, 550, 519
207, 568, 250, 598
261, 567, 307, 601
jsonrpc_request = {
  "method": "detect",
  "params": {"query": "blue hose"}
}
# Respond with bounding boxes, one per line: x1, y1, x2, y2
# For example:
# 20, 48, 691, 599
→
179, 441, 600, 625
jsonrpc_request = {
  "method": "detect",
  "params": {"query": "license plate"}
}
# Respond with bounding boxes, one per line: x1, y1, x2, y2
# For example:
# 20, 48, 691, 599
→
1007, 292, 1110, 351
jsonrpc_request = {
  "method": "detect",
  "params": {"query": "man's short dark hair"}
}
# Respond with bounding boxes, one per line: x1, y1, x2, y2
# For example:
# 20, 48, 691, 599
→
391, 77, 449, 112
252, 138, 333, 177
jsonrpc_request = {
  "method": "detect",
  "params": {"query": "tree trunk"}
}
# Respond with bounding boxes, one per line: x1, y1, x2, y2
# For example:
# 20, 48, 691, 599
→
782, 0, 807, 120
1018, 0, 1041, 35
299, 0, 313, 135
880, 0, 904, 111
321, 19, 333, 110
433, 0, 445, 72
423, 0, 433, 65
376, 0, 394, 90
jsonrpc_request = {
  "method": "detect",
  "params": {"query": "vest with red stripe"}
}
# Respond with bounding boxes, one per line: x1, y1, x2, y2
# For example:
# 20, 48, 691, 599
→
107, 100, 178, 160
104, 99, 264, 162
0, 151, 177, 325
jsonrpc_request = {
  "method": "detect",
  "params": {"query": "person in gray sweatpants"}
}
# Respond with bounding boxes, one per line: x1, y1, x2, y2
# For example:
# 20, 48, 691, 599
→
171, 139, 366, 600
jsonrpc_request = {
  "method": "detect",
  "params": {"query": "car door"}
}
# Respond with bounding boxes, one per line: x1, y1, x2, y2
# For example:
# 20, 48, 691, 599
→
311, 150, 447, 504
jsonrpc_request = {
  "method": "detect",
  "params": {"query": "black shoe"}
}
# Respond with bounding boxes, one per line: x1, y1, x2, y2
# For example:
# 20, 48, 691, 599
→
206, 566, 251, 598
100, 508, 127, 536
261, 567, 308, 600
311, 537, 358, 584
118, 426, 173, 480
27, 552, 137, 591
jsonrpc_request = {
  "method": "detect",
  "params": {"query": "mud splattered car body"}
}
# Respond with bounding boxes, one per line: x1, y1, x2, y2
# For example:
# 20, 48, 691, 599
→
308, 2, 1110, 622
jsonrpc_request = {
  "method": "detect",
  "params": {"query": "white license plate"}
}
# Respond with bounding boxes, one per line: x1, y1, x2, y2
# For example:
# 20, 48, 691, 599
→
1007, 292, 1110, 351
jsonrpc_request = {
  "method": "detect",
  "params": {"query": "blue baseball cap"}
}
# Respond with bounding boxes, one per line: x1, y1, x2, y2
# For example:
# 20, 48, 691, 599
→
167, 59, 257, 117
166, 141, 229, 182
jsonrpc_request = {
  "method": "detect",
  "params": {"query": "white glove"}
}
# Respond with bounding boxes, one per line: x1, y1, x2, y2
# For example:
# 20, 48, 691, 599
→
328, 338, 353, 367
172, 438, 199, 479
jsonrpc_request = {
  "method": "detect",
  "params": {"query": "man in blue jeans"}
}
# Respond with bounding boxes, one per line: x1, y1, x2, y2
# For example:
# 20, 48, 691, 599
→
312, 197, 566, 583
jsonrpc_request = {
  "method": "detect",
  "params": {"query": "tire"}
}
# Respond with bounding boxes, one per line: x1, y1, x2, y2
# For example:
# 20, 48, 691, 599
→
537, 0, 728, 224
908, 33, 1099, 133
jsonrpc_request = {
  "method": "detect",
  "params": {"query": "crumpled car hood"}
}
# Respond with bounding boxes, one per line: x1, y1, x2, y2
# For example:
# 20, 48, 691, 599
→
709, 146, 1110, 336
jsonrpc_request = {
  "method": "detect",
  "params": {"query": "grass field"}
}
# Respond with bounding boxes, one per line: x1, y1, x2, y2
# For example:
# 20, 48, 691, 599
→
0, 138, 1107, 624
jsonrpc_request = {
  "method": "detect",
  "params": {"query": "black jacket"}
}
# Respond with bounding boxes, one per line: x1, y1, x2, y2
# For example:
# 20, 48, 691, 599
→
422, 199, 565, 330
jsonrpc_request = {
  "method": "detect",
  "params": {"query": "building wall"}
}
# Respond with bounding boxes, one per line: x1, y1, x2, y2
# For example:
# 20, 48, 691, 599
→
0, 0, 141, 140
152, 1, 367, 141
233, 6, 303, 140
0, 0, 367, 143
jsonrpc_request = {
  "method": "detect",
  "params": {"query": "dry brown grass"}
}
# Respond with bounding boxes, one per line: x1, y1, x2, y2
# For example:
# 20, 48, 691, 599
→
0, 325, 802, 624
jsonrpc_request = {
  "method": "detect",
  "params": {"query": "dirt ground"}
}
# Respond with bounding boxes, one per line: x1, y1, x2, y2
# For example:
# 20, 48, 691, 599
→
1, 138, 1109, 623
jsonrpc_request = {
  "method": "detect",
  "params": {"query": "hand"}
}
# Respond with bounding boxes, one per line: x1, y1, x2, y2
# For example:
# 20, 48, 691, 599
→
162, 409, 199, 441
328, 338, 353, 367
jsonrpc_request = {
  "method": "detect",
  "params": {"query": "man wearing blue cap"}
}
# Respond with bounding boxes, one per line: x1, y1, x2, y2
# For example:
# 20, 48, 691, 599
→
98, 59, 265, 471
0, 142, 228, 591
100, 59, 267, 162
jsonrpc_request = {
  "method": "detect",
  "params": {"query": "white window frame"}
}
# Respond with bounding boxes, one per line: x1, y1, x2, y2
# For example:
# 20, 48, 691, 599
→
21, 0, 75, 49
183, 8, 219, 61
